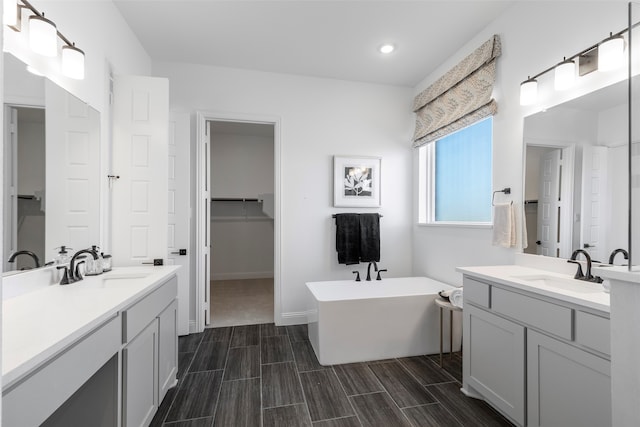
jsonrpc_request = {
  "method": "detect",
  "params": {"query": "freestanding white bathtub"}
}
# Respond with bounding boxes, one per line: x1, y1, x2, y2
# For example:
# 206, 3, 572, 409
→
306, 276, 461, 365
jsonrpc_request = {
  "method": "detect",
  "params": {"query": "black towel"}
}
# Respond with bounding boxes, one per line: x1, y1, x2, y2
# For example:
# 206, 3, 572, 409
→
335, 214, 361, 265
359, 214, 380, 262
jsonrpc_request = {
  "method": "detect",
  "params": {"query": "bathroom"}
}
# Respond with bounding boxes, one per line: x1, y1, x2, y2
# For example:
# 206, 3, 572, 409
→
1, 1, 639, 426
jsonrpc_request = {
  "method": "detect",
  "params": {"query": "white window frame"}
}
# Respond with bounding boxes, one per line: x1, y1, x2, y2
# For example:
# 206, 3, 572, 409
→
417, 118, 493, 228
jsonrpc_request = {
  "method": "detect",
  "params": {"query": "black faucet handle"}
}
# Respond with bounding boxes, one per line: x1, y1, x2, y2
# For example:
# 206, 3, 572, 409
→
376, 269, 387, 280
56, 265, 73, 285
352, 271, 361, 282
567, 260, 585, 279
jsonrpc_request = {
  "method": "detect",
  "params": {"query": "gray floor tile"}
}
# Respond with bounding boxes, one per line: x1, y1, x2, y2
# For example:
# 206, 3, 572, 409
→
427, 382, 514, 426
178, 352, 194, 380
287, 324, 308, 342
398, 356, 456, 385
299, 370, 355, 422
349, 392, 412, 427
165, 370, 223, 422
428, 353, 462, 383
292, 340, 330, 372
164, 417, 213, 427
178, 333, 203, 353
262, 335, 294, 364
202, 327, 232, 342
369, 361, 436, 408
150, 386, 177, 427
212, 378, 261, 427
263, 404, 312, 427
262, 362, 305, 408
224, 346, 260, 381
189, 341, 229, 372
261, 323, 288, 337
312, 416, 362, 427
333, 363, 383, 396
403, 403, 463, 426
230, 324, 260, 347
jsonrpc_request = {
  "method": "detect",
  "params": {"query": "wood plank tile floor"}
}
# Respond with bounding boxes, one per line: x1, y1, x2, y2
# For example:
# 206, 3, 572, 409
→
151, 324, 514, 427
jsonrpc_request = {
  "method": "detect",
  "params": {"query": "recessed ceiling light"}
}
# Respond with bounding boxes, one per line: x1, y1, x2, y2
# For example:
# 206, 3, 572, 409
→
379, 44, 395, 54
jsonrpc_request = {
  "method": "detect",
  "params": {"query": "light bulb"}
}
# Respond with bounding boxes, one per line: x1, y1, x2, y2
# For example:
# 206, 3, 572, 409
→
599, 34, 625, 72
379, 44, 395, 54
29, 14, 57, 57
554, 58, 575, 90
520, 78, 538, 106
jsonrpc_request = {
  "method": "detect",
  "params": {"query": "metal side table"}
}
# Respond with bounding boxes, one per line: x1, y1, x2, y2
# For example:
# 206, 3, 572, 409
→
435, 297, 462, 367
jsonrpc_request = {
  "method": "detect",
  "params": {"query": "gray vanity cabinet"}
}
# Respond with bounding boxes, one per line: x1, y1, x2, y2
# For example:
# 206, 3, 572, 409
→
123, 319, 159, 427
527, 330, 611, 427
122, 276, 178, 427
462, 274, 611, 427
464, 304, 525, 425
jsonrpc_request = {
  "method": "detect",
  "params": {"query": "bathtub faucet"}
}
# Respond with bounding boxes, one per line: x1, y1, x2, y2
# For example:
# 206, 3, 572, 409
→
366, 261, 378, 281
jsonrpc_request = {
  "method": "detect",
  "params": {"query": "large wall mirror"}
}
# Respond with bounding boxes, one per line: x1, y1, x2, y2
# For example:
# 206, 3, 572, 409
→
523, 79, 629, 264
2, 53, 100, 273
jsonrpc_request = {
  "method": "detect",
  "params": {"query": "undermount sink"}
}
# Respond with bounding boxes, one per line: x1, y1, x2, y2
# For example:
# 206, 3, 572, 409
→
78, 273, 150, 289
509, 274, 603, 294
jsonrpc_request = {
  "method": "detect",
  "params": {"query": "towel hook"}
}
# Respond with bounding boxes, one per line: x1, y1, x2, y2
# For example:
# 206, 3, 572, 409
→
492, 187, 511, 206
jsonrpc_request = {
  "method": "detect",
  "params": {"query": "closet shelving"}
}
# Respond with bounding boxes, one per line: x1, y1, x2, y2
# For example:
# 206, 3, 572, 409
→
210, 196, 273, 221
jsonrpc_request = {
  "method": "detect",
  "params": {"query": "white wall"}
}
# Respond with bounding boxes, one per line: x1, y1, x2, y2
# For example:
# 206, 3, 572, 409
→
153, 62, 414, 323
412, 1, 628, 285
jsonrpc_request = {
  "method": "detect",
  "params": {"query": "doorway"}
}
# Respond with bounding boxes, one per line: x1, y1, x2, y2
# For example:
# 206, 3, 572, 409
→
207, 120, 276, 327
3, 105, 46, 272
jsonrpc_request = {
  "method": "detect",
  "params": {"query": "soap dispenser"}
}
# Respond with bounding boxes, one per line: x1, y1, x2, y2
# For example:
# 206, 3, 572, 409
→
55, 246, 72, 265
84, 245, 104, 276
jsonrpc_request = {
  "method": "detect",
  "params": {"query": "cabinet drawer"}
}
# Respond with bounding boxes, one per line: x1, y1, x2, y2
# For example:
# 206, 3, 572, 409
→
123, 275, 177, 343
463, 276, 491, 308
575, 311, 610, 356
492, 287, 573, 340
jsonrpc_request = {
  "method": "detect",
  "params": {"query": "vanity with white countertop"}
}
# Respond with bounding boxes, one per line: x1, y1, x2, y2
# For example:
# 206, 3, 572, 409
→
457, 263, 611, 427
2, 265, 180, 427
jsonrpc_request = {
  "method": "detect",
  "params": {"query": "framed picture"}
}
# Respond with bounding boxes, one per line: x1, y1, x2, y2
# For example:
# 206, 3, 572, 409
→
333, 155, 381, 207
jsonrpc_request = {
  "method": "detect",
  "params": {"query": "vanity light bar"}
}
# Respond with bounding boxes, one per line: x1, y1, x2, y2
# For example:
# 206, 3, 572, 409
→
5, 0, 86, 80
519, 27, 628, 106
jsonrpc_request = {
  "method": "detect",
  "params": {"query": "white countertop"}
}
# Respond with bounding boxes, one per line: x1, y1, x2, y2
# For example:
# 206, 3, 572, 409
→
456, 265, 610, 313
2, 265, 180, 388
593, 265, 640, 284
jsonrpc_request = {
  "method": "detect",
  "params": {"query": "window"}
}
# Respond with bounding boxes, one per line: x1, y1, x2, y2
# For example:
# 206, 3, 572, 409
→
418, 117, 493, 225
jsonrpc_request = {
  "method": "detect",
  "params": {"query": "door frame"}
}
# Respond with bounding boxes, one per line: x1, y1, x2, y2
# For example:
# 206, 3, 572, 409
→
195, 111, 281, 332
523, 138, 576, 258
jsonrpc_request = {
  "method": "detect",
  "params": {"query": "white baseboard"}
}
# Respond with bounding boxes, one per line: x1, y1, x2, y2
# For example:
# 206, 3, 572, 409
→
211, 271, 274, 281
188, 320, 198, 334
277, 311, 309, 326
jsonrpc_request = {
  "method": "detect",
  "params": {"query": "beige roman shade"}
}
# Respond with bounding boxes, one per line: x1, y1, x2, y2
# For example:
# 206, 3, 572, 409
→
412, 35, 501, 148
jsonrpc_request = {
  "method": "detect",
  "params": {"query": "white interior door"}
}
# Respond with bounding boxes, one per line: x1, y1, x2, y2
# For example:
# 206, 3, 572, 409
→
581, 146, 609, 262
196, 120, 211, 329
112, 76, 169, 266
45, 81, 100, 262
3, 107, 18, 271
168, 112, 191, 335
537, 149, 561, 257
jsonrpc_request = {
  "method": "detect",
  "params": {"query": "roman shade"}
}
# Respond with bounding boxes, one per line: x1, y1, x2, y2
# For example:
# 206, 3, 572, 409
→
412, 35, 501, 148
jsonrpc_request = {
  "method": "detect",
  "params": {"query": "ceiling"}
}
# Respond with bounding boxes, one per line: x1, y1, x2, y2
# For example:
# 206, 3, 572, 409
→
113, 0, 514, 87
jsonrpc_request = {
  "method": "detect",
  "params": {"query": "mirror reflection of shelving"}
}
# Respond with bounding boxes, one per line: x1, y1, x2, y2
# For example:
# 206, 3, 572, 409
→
210, 194, 274, 221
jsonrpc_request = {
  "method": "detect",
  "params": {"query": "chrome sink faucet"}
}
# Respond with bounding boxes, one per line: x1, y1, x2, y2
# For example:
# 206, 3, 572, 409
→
568, 249, 603, 283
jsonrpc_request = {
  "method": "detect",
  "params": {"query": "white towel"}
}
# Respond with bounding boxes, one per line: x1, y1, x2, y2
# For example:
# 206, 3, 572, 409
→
492, 202, 515, 248
450, 288, 463, 308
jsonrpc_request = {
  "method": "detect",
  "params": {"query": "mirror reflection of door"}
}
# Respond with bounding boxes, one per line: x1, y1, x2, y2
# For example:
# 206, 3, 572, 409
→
3, 105, 46, 271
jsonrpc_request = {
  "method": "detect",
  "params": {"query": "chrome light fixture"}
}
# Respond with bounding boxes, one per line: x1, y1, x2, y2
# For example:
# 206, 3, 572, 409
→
554, 58, 575, 90
519, 77, 538, 106
6, 0, 86, 80
519, 27, 627, 106
598, 33, 625, 72
62, 43, 85, 79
